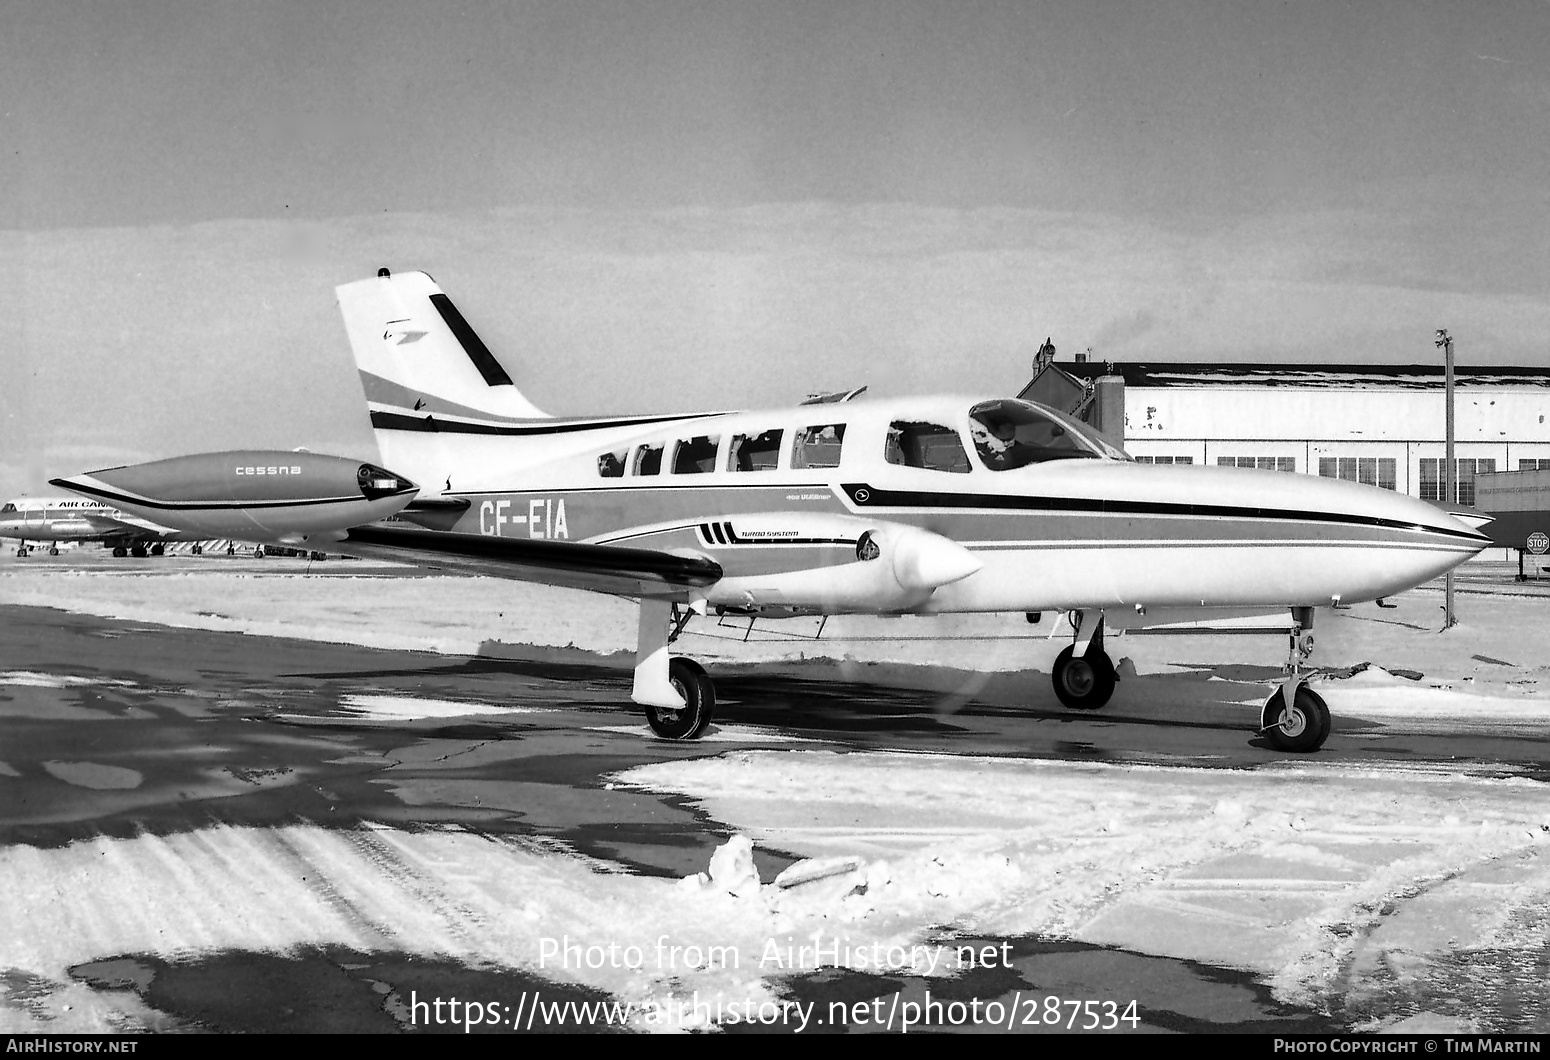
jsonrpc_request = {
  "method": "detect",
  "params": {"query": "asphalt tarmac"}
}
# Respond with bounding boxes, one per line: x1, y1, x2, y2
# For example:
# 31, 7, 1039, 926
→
2, 597, 1545, 1032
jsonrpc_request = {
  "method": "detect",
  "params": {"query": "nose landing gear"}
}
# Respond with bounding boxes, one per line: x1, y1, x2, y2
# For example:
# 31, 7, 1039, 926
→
1259, 607, 1330, 753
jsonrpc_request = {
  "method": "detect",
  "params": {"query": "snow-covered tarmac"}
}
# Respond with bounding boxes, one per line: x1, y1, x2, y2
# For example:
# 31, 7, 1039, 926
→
1, 554, 1548, 1032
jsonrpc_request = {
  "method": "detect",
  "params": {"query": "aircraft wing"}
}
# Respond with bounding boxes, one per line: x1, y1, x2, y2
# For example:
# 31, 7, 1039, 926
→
75, 512, 180, 538
337, 524, 723, 598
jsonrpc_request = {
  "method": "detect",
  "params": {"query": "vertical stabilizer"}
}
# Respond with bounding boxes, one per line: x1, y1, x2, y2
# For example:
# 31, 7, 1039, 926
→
337, 269, 548, 424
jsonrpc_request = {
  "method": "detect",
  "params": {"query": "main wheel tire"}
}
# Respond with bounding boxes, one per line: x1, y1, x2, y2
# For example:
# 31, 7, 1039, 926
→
48, 547, 59, 556
112, 546, 127, 558
645, 658, 715, 740
150, 543, 164, 556
130, 545, 147, 558
1052, 645, 1116, 710
1260, 685, 1331, 753
192, 544, 202, 555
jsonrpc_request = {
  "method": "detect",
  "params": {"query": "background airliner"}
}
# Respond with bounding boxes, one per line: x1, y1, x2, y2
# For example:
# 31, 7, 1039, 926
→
0, 494, 204, 557
54, 269, 1491, 753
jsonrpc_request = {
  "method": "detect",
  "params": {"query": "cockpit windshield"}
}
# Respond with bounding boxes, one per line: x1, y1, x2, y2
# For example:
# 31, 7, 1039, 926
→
967, 399, 1126, 470
0, 504, 12, 513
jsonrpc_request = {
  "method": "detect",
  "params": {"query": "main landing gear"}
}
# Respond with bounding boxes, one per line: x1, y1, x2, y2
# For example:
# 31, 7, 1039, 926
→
633, 599, 715, 740
1052, 610, 1117, 710
1258, 607, 1330, 753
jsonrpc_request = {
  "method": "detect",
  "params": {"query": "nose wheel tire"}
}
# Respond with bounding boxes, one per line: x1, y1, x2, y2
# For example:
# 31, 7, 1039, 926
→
1260, 685, 1331, 753
1052, 645, 1116, 710
645, 658, 715, 740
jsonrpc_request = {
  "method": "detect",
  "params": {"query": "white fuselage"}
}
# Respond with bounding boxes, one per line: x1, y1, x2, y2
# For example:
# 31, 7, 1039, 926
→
375, 393, 1489, 615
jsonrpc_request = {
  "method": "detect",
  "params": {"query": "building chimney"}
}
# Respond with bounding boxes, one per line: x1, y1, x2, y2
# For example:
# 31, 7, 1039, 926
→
1033, 337, 1057, 373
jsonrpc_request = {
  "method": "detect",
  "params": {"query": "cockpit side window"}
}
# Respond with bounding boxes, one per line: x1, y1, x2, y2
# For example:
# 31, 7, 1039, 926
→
728, 429, 783, 471
885, 421, 971, 473
792, 424, 845, 469
632, 443, 664, 476
968, 399, 1102, 470
0, 503, 13, 513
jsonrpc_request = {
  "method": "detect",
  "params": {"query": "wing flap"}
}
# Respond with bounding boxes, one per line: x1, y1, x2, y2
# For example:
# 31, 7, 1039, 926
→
338, 524, 722, 598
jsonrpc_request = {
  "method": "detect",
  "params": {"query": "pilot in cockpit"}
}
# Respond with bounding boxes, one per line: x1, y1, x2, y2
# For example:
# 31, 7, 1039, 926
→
970, 417, 1020, 467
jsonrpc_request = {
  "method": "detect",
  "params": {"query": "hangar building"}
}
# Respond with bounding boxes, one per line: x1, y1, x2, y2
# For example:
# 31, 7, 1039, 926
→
1022, 359, 1550, 508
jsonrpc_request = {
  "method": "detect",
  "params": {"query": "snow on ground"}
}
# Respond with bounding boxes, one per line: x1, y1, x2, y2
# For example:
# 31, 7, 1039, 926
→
615, 751, 1550, 1026
2, 556, 1549, 1030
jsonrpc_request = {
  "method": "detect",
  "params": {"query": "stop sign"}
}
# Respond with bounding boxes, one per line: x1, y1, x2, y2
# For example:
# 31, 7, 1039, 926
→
1528, 531, 1549, 555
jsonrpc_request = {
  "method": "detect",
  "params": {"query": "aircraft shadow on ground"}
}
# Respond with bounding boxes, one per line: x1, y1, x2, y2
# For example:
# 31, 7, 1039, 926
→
281, 648, 1287, 744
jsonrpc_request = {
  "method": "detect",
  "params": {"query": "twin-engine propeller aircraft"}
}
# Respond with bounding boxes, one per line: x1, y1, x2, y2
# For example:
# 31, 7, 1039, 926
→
55, 269, 1492, 752
0, 494, 200, 557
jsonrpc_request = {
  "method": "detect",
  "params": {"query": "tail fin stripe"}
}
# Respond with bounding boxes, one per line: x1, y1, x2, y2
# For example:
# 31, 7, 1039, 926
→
359, 371, 544, 425
429, 293, 514, 387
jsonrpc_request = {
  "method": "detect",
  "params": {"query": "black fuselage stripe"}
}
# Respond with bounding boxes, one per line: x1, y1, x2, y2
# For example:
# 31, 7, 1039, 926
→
839, 484, 1488, 542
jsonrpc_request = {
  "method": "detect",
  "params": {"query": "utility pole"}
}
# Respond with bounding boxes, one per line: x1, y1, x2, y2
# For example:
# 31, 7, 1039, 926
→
1435, 328, 1456, 629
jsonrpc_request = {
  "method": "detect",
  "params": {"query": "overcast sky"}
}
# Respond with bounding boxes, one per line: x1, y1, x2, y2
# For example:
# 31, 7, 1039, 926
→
2, 0, 1547, 492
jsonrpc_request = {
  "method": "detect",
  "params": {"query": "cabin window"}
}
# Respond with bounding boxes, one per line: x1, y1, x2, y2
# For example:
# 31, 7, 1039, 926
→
885, 420, 970, 474
968, 399, 1099, 470
596, 448, 628, 478
633, 443, 664, 476
728, 429, 783, 471
1133, 455, 1193, 465
672, 434, 721, 474
793, 424, 846, 469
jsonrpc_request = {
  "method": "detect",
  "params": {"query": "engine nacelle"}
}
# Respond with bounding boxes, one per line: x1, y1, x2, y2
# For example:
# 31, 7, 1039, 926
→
51, 450, 417, 541
703, 521, 980, 613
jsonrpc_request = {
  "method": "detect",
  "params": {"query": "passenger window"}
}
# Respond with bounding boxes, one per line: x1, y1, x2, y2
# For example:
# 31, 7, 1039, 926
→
885, 421, 971, 473
672, 434, 721, 474
728, 429, 783, 471
633, 443, 664, 476
792, 424, 846, 469
596, 448, 627, 478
